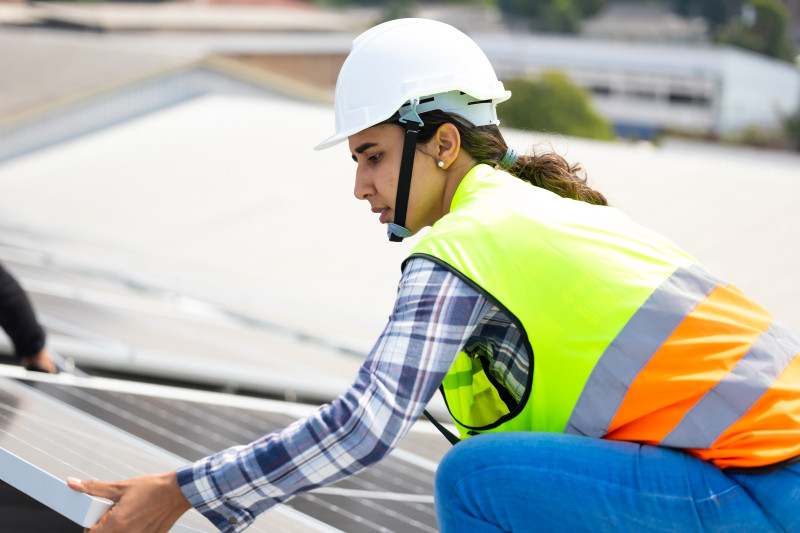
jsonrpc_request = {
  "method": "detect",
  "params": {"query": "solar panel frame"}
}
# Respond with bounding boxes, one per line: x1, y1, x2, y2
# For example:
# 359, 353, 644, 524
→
0, 445, 112, 528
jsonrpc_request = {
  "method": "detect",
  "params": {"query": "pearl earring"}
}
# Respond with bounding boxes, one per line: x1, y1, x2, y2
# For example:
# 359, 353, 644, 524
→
437, 161, 445, 168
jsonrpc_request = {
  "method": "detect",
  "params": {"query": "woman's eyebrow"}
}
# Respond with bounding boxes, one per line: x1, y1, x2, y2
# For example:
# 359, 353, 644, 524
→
351, 142, 378, 162
354, 142, 378, 154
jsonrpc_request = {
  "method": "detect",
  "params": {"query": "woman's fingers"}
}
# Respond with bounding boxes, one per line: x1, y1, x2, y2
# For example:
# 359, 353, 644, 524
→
67, 472, 192, 533
67, 477, 122, 501
68, 477, 118, 532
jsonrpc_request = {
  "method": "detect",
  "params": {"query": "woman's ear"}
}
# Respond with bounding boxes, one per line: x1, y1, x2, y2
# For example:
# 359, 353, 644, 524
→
433, 123, 461, 169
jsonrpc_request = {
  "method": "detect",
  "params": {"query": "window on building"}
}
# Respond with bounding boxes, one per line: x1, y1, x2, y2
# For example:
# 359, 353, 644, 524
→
668, 92, 711, 107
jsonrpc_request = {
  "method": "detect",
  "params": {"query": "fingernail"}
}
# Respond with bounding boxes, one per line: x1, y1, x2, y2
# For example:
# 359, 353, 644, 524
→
67, 477, 82, 488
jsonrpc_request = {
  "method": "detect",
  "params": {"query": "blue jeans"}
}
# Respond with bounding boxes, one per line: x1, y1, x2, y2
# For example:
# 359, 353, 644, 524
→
434, 432, 800, 532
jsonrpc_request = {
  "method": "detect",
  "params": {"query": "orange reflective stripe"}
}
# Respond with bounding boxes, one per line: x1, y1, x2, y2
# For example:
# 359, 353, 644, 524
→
606, 284, 774, 443
663, 320, 799, 448
565, 264, 720, 438
690, 346, 800, 468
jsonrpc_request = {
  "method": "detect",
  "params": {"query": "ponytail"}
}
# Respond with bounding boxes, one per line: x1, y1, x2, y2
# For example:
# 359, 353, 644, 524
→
412, 110, 608, 206
507, 151, 608, 206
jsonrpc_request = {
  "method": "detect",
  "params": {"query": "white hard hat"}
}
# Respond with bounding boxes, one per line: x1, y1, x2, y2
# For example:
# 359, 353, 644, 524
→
314, 18, 511, 150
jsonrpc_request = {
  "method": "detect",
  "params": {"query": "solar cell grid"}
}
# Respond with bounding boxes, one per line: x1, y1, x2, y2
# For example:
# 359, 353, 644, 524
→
0, 378, 218, 531
0, 375, 346, 532
291, 493, 439, 533
1, 254, 366, 407
23, 379, 443, 532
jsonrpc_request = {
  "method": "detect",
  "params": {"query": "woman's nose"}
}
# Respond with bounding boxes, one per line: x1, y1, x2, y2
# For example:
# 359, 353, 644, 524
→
353, 170, 374, 200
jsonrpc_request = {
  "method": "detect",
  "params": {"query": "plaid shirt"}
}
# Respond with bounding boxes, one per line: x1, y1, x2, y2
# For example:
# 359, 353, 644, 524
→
177, 257, 528, 532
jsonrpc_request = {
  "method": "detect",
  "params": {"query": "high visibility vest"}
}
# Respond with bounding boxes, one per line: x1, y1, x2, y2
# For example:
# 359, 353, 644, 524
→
408, 164, 800, 469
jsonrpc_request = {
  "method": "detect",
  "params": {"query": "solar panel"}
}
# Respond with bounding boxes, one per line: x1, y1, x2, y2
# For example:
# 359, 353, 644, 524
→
0, 251, 371, 406
0, 376, 217, 531
0, 445, 111, 528
0, 372, 350, 531
0, 231, 448, 531
0, 369, 448, 531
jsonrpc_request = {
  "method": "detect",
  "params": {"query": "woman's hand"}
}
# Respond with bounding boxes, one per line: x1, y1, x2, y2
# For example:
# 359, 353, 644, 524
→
67, 472, 192, 532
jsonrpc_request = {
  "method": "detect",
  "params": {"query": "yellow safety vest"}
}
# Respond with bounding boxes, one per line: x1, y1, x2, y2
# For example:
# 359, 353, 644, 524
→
407, 164, 800, 469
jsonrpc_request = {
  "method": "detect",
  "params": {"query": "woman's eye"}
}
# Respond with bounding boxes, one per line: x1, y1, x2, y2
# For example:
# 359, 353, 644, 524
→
368, 153, 381, 163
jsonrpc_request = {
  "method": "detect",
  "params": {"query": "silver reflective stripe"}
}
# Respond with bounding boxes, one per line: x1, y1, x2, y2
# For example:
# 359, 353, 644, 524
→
661, 321, 800, 448
565, 263, 722, 437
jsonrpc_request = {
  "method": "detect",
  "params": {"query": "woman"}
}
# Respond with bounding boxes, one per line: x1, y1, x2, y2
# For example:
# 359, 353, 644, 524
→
71, 18, 800, 532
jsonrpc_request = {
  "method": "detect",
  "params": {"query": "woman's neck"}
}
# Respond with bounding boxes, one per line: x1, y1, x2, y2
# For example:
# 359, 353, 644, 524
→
440, 153, 478, 216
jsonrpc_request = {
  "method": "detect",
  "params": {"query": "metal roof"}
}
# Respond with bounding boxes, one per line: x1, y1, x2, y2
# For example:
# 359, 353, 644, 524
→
0, 1, 367, 33
0, 27, 202, 127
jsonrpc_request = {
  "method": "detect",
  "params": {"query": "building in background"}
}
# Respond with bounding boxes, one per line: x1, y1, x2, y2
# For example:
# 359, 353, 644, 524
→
2, 1, 799, 142
475, 32, 800, 139
581, 1, 709, 42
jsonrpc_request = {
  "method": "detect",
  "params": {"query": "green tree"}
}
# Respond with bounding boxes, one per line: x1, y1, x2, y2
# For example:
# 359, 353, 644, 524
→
498, 71, 615, 140
312, 0, 419, 20
379, 0, 418, 21
715, 0, 796, 61
785, 105, 800, 151
673, 0, 743, 30
497, 0, 608, 33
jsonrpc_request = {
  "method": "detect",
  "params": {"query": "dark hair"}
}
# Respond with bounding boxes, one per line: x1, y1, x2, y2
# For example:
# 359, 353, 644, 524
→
407, 110, 608, 206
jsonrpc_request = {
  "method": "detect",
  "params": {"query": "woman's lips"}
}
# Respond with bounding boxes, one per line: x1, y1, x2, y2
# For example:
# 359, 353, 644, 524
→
373, 206, 390, 224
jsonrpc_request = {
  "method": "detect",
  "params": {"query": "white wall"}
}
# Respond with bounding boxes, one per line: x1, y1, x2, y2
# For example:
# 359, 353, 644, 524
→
474, 32, 800, 136
716, 48, 800, 134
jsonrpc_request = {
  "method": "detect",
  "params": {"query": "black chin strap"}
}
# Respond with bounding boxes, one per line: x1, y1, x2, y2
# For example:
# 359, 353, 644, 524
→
388, 122, 420, 242
388, 97, 425, 242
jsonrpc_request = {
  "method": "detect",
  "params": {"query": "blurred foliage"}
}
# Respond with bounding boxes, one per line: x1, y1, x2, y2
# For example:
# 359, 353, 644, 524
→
785, 106, 800, 151
496, 0, 607, 32
672, 0, 796, 62
672, 0, 744, 30
311, 0, 419, 20
379, 0, 418, 20
313, 0, 798, 62
498, 71, 615, 140
731, 125, 788, 148
316, 0, 490, 7
714, 0, 796, 61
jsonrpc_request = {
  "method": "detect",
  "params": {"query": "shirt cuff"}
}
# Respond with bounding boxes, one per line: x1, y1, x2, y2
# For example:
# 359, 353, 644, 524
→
177, 461, 256, 533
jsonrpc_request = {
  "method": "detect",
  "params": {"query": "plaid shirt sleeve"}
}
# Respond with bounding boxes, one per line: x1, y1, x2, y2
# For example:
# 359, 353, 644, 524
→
176, 257, 493, 532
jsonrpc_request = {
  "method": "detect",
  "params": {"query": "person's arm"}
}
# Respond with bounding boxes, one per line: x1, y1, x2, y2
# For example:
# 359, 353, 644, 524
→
0, 264, 58, 373
71, 258, 492, 532
0, 263, 46, 359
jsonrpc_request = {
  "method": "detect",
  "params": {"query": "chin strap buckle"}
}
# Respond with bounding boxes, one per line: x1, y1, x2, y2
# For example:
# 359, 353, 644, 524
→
387, 223, 411, 241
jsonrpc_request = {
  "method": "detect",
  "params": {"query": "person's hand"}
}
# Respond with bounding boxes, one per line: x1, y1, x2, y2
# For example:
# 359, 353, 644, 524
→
67, 472, 192, 532
21, 348, 58, 374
